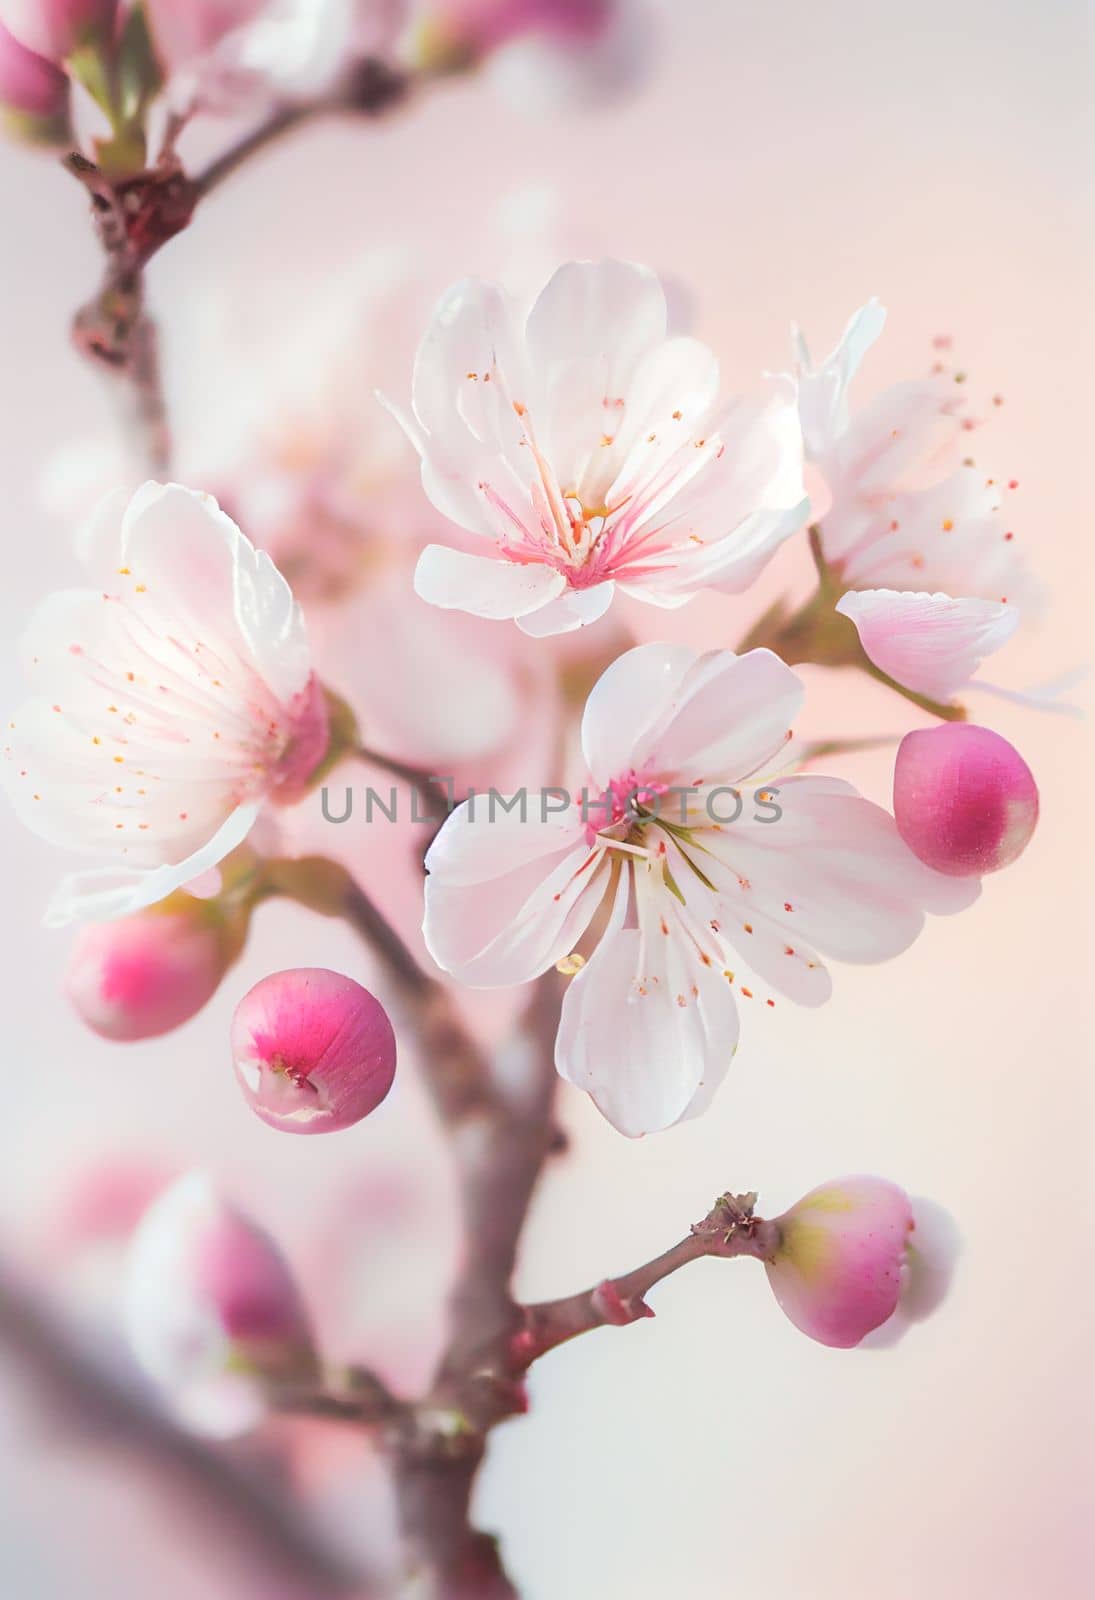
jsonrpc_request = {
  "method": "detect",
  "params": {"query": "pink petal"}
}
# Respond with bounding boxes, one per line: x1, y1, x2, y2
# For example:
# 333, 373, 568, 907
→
414, 544, 566, 619
515, 581, 615, 636
765, 1176, 914, 1348
835, 587, 1019, 701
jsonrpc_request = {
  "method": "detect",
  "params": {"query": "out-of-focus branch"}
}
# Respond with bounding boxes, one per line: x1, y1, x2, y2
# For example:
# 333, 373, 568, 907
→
511, 1192, 780, 1369
61, 58, 413, 478
195, 58, 410, 198
64, 151, 192, 473
0, 1260, 371, 1596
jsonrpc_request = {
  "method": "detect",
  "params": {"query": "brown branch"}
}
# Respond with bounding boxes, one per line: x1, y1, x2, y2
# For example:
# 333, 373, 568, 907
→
389, 972, 565, 1599
63, 152, 192, 473
326, 857, 564, 1594
354, 742, 455, 839
511, 1192, 781, 1369
0, 1261, 371, 1596
60, 58, 413, 480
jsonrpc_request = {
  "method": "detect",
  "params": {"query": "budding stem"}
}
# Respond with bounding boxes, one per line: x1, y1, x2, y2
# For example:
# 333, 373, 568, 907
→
511, 1193, 781, 1369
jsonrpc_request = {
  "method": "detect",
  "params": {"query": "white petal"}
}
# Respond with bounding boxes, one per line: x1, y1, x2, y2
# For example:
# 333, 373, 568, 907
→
645, 649, 805, 783
699, 776, 978, 967
422, 800, 608, 985
580, 641, 699, 786
524, 260, 666, 490
556, 875, 740, 1137
835, 589, 1019, 701
119, 482, 312, 704
423, 794, 604, 987
44, 803, 261, 927
795, 298, 887, 458
515, 582, 615, 637
581, 643, 804, 789
414, 546, 566, 620
424, 795, 588, 886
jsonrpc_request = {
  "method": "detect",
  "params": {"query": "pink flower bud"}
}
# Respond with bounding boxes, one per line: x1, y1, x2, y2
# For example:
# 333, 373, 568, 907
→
408, 0, 615, 69
893, 723, 1038, 877
0, 21, 69, 138
764, 1177, 917, 1348
66, 894, 249, 1041
143, 0, 268, 69
231, 968, 397, 1134
124, 1172, 316, 1435
860, 1195, 961, 1348
0, 0, 117, 61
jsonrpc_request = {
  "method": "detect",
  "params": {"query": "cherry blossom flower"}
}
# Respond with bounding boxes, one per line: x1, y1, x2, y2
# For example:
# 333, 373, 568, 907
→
794, 301, 1035, 701
1, 481, 329, 926
762, 1177, 960, 1349
145, 0, 359, 109
386, 259, 807, 637
402, 0, 652, 111
423, 642, 978, 1135
124, 1172, 316, 1435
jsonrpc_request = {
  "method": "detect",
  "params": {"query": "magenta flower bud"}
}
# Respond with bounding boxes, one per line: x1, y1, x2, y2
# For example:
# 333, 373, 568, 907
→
66, 894, 249, 1041
231, 968, 397, 1134
893, 723, 1039, 877
0, 21, 69, 139
0, 0, 117, 61
765, 1177, 917, 1349
124, 1172, 316, 1435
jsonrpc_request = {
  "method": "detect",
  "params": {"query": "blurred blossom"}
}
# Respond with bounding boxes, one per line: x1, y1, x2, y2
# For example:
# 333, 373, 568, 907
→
794, 300, 1035, 701
32, 1156, 173, 1327
124, 1172, 317, 1435
231, 968, 397, 1134
423, 642, 978, 1136
403, 0, 652, 112
0, 0, 116, 61
144, 0, 269, 65
145, 0, 360, 109
0, 481, 330, 926
893, 723, 1038, 877
387, 258, 807, 638
764, 1177, 959, 1349
306, 1159, 460, 1394
0, 20, 70, 140
162, 222, 578, 782
66, 889, 251, 1040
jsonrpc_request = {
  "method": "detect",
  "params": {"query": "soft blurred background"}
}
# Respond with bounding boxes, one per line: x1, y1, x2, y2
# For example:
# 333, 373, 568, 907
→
1, 1, 1092, 1596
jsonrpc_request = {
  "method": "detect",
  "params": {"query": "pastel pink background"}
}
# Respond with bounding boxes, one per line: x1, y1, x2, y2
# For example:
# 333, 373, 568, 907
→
0, 2, 1092, 1596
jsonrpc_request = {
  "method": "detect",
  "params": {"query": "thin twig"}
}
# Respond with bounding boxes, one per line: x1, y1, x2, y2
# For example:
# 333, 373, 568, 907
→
512, 1192, 780, 1369
195, 59, 411, 199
